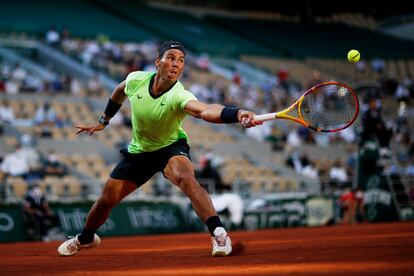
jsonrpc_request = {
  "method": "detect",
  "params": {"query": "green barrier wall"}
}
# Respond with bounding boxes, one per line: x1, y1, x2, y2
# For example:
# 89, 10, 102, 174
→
53, 201, 186, 237
1, 196, 336, 242
187, 195, 334, 231
362, 175, 399, 222
242, 196, 334, 230
0, 204, 25, 242
357, 142, 399, 222
0, 200, 186, 242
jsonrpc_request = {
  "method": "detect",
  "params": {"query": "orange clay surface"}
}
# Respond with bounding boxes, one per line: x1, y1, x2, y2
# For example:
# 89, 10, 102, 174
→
0, 221, 413, 275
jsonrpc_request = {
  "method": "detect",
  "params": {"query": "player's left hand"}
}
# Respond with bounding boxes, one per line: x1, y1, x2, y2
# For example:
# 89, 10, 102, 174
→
238, 110, 263, 128
75, 123, 106, 135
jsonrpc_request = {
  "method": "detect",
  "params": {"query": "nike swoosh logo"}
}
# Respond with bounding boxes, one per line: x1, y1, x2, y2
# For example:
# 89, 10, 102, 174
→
161, 103, 166, 106
137, 95, 142, 99
171, 44, 180, 47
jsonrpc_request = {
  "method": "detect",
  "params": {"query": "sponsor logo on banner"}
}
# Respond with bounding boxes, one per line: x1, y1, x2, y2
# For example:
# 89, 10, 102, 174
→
0, 213, 14, 232
57, 209, 115, 232
126, 207, 180, 229
364, 174, 395, 221
364, 189, 391, 205
306, 197, 334, 226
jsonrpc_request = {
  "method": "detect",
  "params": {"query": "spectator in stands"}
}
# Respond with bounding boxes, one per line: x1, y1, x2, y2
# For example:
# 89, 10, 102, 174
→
360, 97, 393, 158
0, 76, 5, 92
23, 71, 44, 92
4, 77, 19, 94
60, 28, 71, 43
69, 77, 82, 95
286, 126, 302, 147
355, 187, 366, 223
50, 75, 64, 92
196, 53, 210, 71
338, 126, 356, 143
12, 63, 27, 83
355, 59, 367, 73
329, 159, 349, 189
397, 101, 408, 131
34, 102, 58, 137
318, 160, 331, 192
86, 75, 105, 97
58, 41, 261, 257
339, 187, 356, 224
0, 143, 30, 179
245, 118, 271, 142
45, 26, 61, 47
232, 71, 241, 86
395, 79, 411, 103
34, 102, 57, 126
345, 144, 357, 178
277, 66, 289, 90
371, 57, 385, 74
409, 186, 414, 203
307, 70, 323, 89
211, 191, 244, 231
380, 72, 399, 96
196, 150, 244, 230
43, 149, 66, 177
0, 99, 15, 135
285, 148, 309, 173
266, 125, 286, 152
19, 134, 45, 180
196, 155, 225, 193
298, 126, 315, 144
301, 160, 319, 180
23, 182, 60, 241
126, 54, 147, 76
81, 40, 100, 65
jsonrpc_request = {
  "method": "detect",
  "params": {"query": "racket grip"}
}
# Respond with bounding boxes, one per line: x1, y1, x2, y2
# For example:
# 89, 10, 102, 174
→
254, 113, 277, 122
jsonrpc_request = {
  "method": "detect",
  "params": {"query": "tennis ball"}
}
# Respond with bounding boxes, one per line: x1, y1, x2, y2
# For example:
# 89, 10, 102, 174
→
347, 49, 360, 63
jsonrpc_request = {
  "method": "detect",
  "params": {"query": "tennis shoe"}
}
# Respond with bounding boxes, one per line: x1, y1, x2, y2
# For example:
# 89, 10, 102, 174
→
58, 234, 100, 256
211, 227, 232, 256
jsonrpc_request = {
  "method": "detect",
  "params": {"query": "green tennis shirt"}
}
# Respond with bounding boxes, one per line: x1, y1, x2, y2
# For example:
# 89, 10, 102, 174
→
124, 71, 197, 153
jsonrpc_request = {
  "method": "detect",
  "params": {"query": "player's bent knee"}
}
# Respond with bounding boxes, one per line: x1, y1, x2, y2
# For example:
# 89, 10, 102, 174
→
170, 171, 192, 185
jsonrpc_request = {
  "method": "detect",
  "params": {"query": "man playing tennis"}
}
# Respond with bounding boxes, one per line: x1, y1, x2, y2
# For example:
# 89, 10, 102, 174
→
58, 41, 261, 257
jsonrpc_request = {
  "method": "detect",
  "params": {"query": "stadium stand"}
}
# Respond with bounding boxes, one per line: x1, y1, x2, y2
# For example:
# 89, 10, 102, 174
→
88, 0, 280, 57
207, 16, 414, 59
0, 0, 155, 42
0, 1, 413, 237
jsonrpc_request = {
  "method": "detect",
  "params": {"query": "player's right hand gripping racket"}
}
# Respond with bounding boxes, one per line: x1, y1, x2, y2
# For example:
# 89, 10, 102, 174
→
254, 82, 359, 132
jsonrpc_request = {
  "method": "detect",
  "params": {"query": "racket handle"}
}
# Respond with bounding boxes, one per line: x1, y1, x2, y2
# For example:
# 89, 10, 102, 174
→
254, 113, 277, 122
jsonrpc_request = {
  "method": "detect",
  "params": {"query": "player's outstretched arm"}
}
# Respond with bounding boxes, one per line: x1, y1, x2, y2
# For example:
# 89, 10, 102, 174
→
184, 100, 262, 128
76, 81, 127, 135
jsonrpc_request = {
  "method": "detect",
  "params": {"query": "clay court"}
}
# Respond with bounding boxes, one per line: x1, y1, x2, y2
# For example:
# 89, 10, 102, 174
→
0, 221, 413, 275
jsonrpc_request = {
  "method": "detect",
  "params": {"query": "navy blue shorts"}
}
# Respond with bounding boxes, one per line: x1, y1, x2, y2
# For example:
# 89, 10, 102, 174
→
110, 139, 191, 186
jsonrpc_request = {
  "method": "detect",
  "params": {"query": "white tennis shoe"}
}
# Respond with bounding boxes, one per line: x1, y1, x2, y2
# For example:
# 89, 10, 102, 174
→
58, 234, 101, 256
211, 227, 232, 256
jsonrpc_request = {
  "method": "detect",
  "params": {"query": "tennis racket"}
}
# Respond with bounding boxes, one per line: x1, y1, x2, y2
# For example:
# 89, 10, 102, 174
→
254, 82, 359, 132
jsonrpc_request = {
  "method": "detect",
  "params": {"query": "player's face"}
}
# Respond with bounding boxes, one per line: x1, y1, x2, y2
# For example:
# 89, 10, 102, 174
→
156, 49, 185, 81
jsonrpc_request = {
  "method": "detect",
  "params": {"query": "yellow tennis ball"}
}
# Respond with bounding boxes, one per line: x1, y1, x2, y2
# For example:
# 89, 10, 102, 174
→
347, 49, 360, 63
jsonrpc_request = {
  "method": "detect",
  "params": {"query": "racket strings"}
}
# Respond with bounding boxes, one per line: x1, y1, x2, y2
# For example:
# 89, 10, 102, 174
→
300, 84, 357, 131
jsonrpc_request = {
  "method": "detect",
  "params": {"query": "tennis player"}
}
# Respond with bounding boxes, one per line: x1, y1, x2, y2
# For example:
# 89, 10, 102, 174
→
58, 41, 261, 257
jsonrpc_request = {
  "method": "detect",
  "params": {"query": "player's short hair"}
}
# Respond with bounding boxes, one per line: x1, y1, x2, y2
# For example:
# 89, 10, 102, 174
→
158, 41, 186, 58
